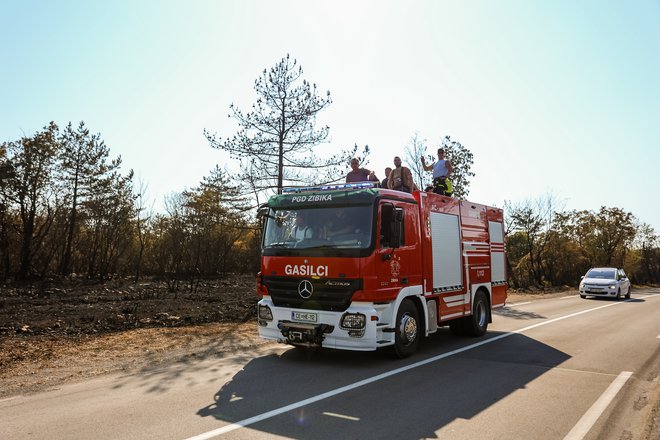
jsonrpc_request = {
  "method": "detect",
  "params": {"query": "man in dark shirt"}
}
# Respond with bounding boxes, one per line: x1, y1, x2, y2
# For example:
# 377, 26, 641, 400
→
346, 158, 377, 183
380, 167, 392, 188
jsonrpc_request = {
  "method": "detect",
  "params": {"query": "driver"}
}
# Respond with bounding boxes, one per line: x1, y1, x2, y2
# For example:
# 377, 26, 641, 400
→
290, 212, 314, 241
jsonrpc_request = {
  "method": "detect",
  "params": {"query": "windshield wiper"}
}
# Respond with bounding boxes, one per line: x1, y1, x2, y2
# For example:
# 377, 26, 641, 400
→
267, 242, 294, 248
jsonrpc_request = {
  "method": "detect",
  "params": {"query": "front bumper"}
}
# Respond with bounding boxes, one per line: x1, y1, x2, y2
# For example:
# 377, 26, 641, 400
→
580, 285, 618, 297
257, 296, 393, 351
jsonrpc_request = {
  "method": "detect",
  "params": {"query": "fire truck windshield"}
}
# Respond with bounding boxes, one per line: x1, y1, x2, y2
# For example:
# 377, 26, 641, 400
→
263, 206, 373, 251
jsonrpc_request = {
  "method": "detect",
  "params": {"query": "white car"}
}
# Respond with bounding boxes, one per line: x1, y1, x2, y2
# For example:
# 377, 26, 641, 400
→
579, 267, 631, 300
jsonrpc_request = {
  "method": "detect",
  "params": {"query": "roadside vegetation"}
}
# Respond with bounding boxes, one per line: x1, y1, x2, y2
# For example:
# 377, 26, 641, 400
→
1, 55, 657, 293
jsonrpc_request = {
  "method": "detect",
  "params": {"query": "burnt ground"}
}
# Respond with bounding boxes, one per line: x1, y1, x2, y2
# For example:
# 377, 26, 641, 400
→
0, 274, 263, 398
0, 275, 257, 337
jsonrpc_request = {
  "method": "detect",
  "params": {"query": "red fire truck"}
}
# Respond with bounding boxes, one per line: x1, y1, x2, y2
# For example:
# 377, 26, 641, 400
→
256, 183, 507, 357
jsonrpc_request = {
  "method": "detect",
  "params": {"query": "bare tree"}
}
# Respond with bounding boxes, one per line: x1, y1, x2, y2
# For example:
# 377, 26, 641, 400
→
205, 54, 365, 204
133, 178, 152, 282
404, 133, 431, 190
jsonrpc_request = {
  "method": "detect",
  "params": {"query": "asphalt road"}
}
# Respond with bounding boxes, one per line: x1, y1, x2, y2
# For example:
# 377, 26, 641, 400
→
2, 288, 659, 440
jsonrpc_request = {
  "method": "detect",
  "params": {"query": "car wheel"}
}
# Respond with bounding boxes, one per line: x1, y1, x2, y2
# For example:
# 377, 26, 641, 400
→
625, 285, 631, 299
616, 289, 621, 300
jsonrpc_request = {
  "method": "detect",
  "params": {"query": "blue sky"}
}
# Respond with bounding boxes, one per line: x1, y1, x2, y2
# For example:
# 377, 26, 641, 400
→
1, 0, 658, 231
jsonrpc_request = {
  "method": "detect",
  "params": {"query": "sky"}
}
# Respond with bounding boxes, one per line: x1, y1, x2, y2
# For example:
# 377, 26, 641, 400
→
1, 0, 659, 232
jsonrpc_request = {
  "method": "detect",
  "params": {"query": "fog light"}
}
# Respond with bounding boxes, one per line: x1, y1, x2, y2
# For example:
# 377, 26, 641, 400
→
258, 304, 273, 321
340, 313, 366, 330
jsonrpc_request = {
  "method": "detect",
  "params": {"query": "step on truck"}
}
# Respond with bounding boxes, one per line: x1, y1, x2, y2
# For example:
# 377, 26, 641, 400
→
256, 183, 507, 357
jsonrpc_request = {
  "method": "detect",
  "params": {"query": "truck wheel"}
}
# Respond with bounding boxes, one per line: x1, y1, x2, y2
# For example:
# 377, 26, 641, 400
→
390, 299, 420, 358
464, 291, 489, 337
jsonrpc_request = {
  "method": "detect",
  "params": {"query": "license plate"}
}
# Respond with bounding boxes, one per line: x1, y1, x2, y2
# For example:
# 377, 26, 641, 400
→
292, 311, 317, 323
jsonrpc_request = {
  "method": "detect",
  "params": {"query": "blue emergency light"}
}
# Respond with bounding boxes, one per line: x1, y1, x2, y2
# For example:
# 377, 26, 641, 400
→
282, 182, 378, 194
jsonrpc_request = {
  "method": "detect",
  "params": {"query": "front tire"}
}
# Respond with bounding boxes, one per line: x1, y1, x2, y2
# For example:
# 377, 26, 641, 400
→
625, 286, 631, 299
390, 299, 420, 358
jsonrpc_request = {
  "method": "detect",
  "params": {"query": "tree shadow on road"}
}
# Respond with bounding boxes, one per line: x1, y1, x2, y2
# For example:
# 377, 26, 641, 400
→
493, 306, 546, 320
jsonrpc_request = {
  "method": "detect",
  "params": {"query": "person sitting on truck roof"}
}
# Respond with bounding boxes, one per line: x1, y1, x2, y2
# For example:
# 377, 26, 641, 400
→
387, 156, 414, 193
346, 158, 377, 183
290, 212, 314, 241
421, 148, 453, 196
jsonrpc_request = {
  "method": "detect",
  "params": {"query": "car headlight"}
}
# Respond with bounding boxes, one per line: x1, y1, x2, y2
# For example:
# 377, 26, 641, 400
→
608, 284, 617, 290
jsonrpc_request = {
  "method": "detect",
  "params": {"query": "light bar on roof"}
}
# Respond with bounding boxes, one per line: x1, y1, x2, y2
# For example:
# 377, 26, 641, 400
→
282, 181, 378, 194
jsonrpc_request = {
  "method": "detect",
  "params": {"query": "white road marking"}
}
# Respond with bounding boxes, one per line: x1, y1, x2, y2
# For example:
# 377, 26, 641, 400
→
322, 412, 360, 421
508, 301, 532, 306
184, 296, 656, 440
657, 334, 660, 339
563, 371, 633, 440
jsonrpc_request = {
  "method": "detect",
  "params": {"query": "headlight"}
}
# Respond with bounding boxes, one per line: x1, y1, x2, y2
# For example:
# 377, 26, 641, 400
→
608, 284, 617, 290
340, 313, 366, 330
258, 304, 273, 320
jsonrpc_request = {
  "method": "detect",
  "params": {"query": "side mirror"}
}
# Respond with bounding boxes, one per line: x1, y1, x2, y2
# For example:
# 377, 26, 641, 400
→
257, 205, 269, 220
580, 275, 584, 280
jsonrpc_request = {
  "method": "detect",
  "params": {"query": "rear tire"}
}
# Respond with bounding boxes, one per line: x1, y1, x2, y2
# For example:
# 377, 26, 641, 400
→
390, 299, 421, 358
464, 291, 489, 337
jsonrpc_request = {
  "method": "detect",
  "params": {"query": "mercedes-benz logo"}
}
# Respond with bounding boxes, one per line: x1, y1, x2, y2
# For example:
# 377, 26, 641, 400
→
298, 280, 313, 299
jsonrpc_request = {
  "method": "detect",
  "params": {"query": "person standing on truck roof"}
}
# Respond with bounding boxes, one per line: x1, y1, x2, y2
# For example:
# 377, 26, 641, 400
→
380, 167, 392, 189
421, 148, 453, 196
387, 156, 414, 193
346, 158, 377, 183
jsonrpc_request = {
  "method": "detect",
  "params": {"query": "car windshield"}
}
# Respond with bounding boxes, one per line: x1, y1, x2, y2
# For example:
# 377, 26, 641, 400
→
586, 269, 616, 279
263, 206, 373, 250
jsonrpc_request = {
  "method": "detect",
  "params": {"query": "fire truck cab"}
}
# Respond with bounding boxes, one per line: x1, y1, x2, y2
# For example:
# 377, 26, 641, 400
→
256, 183, 507, 357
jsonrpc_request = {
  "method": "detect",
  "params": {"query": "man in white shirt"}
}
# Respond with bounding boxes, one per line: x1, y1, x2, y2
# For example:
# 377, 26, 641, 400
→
421, 148, 453, 196
291, 213, 313, 240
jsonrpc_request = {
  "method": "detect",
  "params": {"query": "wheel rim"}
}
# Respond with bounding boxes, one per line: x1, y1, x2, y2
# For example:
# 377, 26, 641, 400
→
399, 313, 418, 346
476, 301, 487, 328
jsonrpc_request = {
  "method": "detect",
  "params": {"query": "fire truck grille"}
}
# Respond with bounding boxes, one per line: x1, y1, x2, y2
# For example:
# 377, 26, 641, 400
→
262, 276, 362, 312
